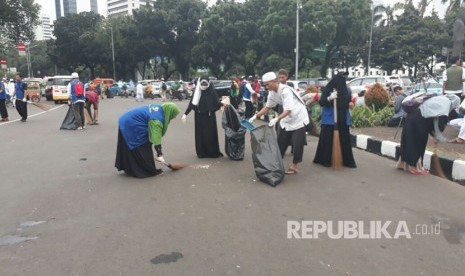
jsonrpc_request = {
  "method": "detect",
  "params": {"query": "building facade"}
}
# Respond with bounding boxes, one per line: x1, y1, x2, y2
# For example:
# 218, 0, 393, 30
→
35, 15, 53, 41
55, 0, 77, 17
90, 0, 98, 13
107, 0, 156, 17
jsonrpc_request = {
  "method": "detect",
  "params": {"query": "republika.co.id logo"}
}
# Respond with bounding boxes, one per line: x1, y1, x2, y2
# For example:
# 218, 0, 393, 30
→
287, 220, 441, 240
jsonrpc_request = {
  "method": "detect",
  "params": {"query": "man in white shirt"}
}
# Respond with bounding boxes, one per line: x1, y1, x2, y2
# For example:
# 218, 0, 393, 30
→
249, 72, 309, 175
136, 82, 144, 102
7, 79, 15, 107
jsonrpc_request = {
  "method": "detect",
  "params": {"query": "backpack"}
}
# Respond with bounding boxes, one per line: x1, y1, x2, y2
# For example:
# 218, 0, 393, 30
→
401, 92, 435, 113
74, 81, 85, 97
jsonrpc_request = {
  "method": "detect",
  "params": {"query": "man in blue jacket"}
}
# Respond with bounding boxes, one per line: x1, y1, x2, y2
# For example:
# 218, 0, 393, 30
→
12, 73, 28, 122
67, 72, 86, 130
0, 78, 9, 121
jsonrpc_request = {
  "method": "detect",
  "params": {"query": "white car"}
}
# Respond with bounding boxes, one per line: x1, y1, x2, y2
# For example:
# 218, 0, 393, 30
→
138, 80, 161, 97
346, 76, 390, 95
286, 80, 309, 94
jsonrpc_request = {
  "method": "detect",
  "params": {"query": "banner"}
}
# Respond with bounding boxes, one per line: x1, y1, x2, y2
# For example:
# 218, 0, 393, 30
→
0, 58, 6, 69
18, 42, 26, 56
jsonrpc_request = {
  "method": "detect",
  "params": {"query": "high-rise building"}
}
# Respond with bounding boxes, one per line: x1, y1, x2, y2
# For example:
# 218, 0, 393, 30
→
107, 0, 156, 17
90, 0, 98, 13
35, 15, 53, 41
55, 0, 77, 17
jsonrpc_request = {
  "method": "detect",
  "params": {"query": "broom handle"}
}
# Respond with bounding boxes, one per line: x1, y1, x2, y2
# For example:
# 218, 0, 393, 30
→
333, 90, 338, 124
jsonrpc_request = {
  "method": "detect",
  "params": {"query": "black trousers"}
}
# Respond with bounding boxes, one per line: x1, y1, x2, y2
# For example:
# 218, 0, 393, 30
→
277, 126, 306, 164
244, 101, 255, 119
0, 99, 8, 119
15, 100, 27, 120
387, 116, 403, 127
72, 102, 85, 128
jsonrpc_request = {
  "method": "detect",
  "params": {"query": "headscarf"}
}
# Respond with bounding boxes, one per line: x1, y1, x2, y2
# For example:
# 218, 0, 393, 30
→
191, 75, 210, 106
161, 102, 180, 136
323, 73, 350, 109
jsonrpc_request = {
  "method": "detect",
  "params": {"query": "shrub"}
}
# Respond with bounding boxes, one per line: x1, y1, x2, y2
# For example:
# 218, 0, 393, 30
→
364, 83, 390, 111
350, 106, 394, 128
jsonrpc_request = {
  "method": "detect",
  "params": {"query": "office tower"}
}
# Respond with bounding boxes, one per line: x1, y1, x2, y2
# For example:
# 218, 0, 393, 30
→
55, 0, 77, 17
35, 15, 53, 41
90, 0, 98, 13
107, 0, 156, 17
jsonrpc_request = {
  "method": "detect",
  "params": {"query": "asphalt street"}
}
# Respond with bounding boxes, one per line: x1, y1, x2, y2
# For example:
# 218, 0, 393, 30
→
1, 98, 464, 276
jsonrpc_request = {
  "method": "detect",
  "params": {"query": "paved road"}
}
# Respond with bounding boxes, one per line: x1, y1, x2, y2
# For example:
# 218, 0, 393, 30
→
1, 98, 464, 275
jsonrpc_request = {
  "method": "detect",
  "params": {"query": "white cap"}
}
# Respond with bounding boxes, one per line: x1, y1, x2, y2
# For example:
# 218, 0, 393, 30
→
71, 72, 79, 78
262, 72, 277, 83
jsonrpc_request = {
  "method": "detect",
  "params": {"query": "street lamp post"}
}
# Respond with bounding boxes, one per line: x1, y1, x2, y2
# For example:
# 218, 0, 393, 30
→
295, 0, 300, 80
110, 26, 116, 80
367, 5, 374, 76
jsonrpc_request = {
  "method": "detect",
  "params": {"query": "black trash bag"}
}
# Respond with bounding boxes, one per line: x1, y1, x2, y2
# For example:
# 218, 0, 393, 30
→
222, 105, 246, 160
250, 125, 285, 187
60, 105, 77, 130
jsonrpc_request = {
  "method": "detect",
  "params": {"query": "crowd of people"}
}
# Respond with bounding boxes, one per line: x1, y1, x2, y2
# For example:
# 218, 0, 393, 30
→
2, 62, 464, 181
115, 69, 358, 179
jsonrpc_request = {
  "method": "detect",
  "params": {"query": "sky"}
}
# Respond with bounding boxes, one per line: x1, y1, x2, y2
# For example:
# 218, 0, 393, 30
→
35, 0, 449, 22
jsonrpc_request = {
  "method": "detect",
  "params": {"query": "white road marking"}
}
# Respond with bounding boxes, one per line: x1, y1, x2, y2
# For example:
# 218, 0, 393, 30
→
0, 104, 65, 126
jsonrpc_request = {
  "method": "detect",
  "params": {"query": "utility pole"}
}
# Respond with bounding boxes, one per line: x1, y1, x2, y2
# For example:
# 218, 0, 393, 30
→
295, 0, 300, 80
367, 5, 374, 76
111, 26, 116, 80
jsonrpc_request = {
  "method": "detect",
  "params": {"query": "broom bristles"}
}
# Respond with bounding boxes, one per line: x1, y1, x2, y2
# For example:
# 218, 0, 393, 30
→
168, 163, 187, 171
84, 108, 92, 124
332, 131, 343, 170
430, 153, 446, 178
30, 102, 52, 111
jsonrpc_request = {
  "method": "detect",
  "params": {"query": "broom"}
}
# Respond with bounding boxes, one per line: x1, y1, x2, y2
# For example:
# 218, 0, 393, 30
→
12, 97, 52, 111
84, 108, 92, 125
332, 89, 343, 170
430, 143, 447, 179
155, 159, 187, 171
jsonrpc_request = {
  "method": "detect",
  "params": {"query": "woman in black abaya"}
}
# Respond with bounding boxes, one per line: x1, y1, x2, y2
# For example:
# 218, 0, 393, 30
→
182, 76, 223, 158
313, 73, 356, 168
397, 109, 443, 175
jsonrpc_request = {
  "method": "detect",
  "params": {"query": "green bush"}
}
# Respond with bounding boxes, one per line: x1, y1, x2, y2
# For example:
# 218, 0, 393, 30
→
350, 106, 394, 128
364, 83, 390, 111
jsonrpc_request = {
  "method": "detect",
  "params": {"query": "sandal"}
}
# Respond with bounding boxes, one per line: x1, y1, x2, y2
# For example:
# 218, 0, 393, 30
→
285, 168, 298, 175
448, 138, 464, 144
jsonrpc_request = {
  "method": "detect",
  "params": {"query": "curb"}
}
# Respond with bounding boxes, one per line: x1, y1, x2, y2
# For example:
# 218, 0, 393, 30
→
350, 134, 465, 184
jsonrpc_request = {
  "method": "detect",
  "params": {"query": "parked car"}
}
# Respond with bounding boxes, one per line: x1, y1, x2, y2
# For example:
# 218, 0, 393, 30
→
346, 76, 390, 95
50, 75, 72, 104
387, 75, 413, 93
126, 82, 136, 97
211, 80, 231, 98
286, 80, 309, 94
93, 78, 115, 89
108, 83, 121, 97
138, 80, 161, 97
411, 79, 443, 95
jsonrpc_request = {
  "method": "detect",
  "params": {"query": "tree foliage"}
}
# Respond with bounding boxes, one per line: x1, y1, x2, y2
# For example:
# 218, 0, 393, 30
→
7, 0, 457, 81
0, 0, 40, 45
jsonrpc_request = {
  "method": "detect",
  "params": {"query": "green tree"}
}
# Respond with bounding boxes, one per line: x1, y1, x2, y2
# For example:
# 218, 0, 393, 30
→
156, 0, 207, 80
0, 0, 40, 44
52, 12, 106, 78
